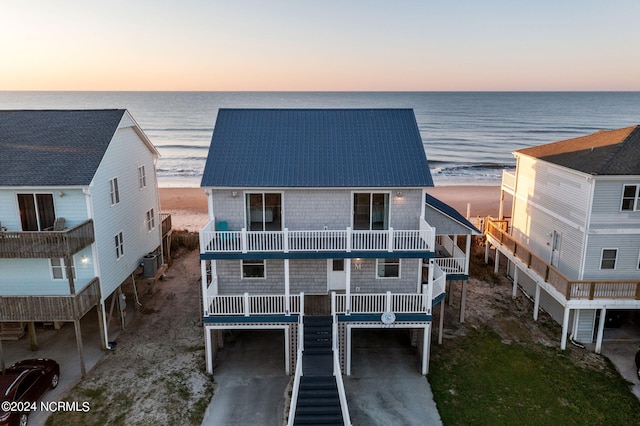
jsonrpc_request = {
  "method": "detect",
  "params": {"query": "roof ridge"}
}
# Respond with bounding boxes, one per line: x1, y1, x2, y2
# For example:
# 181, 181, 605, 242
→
598, 125, 640, 172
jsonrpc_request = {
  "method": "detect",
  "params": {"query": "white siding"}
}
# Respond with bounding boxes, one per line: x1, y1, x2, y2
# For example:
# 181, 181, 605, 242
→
582, 234, 640, 280
590, 180, 640, 230
90, 120, 161, 299
511, 156, 591, 279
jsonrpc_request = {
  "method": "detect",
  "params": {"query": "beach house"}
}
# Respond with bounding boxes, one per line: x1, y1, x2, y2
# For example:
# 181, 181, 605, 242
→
0, 110, 171, 375
199, 108, 478, 424
485, 126, 640, 352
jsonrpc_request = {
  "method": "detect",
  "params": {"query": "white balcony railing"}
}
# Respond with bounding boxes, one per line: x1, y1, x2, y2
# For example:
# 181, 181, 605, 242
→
434, 257, 466, 274
332, 291, 430, 315
200, 218, 435, 255
206, 292, 302, 316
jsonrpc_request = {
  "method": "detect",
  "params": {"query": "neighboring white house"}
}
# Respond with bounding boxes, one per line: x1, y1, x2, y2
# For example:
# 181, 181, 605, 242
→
199, 108, 478, 425
0, 110, 171, 375
485, 125, 640, 352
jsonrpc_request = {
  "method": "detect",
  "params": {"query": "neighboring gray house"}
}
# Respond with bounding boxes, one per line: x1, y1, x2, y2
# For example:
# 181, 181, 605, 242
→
199, 109, 478, 425
0, 110, 171, 375
486, 126, 640, 352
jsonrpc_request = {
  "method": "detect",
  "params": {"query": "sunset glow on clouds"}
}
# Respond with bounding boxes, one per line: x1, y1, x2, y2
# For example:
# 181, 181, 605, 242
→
1, 0, 639, 91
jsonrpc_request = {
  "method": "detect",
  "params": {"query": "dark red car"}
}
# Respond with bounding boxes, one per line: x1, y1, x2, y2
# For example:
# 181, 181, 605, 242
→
0, 359, 60, 426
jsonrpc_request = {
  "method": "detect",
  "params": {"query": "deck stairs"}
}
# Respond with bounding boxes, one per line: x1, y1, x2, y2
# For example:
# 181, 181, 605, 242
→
293, 315, 345, 425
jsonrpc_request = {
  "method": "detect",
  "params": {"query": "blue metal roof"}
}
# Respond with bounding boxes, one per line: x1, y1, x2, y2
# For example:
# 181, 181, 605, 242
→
425, 193, 481, 234
201, 109, 434, 188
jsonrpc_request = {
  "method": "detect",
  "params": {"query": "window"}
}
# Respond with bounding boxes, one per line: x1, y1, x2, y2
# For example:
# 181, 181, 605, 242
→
600, 249, 617, 270
246, 193, 282, 231
377, 258, 400, 278
109, 177, 120, 205
50, 258, 76, 280
138, 166, 146, 189
17, 193, 55, 231
621, 184, 640, 211
115, 232, 124, 259
353, 193, 389, 230
146, 208, 156, 231
242, 260, 265, 278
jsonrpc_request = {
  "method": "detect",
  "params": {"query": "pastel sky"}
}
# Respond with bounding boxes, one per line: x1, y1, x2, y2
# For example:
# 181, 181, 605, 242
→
1, 0, 639, 91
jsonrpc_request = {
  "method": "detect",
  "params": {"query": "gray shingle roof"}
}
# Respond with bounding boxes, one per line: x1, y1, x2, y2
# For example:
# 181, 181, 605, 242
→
201, 109, 434, 188
425, 193, 481, 234
0, 110, 125, 186
516, 125, 640, 175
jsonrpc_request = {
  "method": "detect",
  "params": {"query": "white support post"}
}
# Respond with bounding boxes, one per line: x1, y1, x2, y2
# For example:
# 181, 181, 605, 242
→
533, 283, 540, 321
284, 327, 290, 375
284, 259, 290, 315
346, 326, 352, 376
201, 260, 208, 316
346, 227, 352, 252
595, 308, 607, 354
465, 234, 471, 275
426, 259, 434, 316
484, 240, 490, 264
388, 227, 394, 252
283, 228, 289, 253
438, 300, 444, 344
385, 291, 392, 312
241, 228, 248, 253
422, 324, 431, 375
498, 189, 504, 220
494, 249, 500, 274
345, 259, 351, 314
420, 189, 426, 220
243, 292, 250, 317
206, 190, 214, 221
459, 280, 467, 323
512, 267, 519, 298
560, 307, 570, 350
205, 327, 213, 374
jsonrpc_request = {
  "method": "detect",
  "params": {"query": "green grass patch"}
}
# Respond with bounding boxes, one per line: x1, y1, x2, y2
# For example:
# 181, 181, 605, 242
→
429, 328, 640, 425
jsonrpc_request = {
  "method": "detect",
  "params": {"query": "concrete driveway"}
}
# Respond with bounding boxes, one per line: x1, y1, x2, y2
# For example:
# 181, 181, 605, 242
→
201, 327, 442, 426
600, 324, 640, 400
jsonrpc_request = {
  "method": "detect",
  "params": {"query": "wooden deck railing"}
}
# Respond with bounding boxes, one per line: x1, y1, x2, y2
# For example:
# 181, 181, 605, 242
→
484, 218, 640, 300
0, 277, 100, 321
200, 218, 435, 255
161, 213, 172, 237
0, 219, 95, 259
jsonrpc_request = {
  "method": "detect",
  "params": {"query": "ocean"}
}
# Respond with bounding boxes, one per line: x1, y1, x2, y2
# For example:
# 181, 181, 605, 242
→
1, 91, 640, 187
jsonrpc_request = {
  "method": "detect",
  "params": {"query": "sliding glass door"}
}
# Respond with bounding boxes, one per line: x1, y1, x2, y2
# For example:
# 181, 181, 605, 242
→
353, 193, 389, 230
17, 193, 56, 231
246, 193, 282, 231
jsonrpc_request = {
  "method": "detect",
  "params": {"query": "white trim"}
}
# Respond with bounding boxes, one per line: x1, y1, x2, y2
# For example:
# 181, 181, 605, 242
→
599, 248, 618, 270
241, 259, 266, 279
351, 190, 391, 231
49, 257, 76, 280
145, 208, 156, 232
109, 177, 120, 206
138, 165, 147, 190
244, 191, 284, 231
620, 184, 640, 212
375, 258, 401, 279
115, 231, 124, 260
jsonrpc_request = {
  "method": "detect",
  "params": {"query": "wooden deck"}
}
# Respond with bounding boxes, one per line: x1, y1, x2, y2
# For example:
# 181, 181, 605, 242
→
485, 218, 640, 300
0, 277, 100, 321
0, 219, 95, 259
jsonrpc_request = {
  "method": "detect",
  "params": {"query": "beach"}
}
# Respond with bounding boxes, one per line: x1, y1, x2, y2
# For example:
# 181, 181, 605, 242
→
158, 185, 506, 231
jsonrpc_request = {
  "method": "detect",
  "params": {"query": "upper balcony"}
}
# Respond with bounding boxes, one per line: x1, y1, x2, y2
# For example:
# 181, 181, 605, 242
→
0, 219, 95, 259
200, 217, 435, 259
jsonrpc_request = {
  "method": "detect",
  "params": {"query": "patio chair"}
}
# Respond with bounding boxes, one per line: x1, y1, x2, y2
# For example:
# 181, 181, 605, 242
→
217, 221, 232, 243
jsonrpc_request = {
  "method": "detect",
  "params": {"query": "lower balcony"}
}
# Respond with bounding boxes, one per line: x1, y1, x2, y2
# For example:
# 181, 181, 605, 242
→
0, 277, 100, 322
484, 218, 640, 301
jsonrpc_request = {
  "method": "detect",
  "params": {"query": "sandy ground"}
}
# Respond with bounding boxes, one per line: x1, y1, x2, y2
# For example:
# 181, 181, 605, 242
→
159, 185, 509, 231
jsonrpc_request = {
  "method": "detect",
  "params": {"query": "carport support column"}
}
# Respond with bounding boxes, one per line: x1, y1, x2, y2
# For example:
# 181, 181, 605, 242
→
97, 300, 108, 350
205, 326, 213, 374
494, 249, 500, 274
533, 283, 541, 321
512, 267, 519, 298
422, 324, 431, 375
560, 307, 570, 350
459, 280, 467, 323
595, 307, 607, 354
28, 322, 38, 351
74, 319, 86, 377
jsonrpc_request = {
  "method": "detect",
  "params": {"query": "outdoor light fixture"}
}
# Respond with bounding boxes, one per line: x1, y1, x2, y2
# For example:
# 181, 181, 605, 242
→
58, 192, 65, 198
395, 191, 403, 198
232, 191, 238, 198
81, 255, 89, 265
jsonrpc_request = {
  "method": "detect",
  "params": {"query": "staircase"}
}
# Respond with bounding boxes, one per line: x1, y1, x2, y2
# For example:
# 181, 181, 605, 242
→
293, 315, 344, 425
